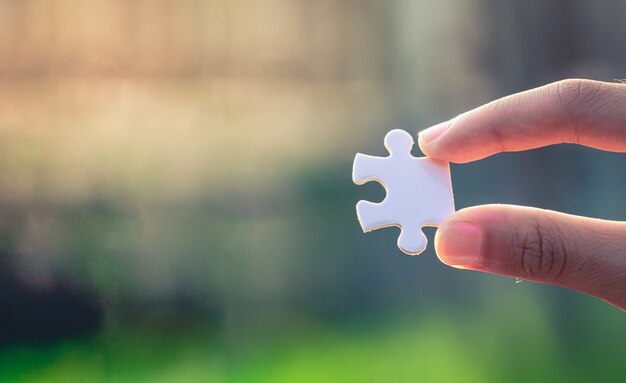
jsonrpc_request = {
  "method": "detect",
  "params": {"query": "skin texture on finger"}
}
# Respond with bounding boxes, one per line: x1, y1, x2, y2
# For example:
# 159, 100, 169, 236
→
435, 204, 626, 311
419, 79, 626, 163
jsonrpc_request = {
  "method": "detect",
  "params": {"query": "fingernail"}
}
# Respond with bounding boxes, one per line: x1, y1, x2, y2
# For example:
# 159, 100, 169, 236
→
436, 222, 483, 268
419, 120, 451, 144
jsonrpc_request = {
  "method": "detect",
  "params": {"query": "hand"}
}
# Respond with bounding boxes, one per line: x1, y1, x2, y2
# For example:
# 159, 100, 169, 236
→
418, 79, 626, 311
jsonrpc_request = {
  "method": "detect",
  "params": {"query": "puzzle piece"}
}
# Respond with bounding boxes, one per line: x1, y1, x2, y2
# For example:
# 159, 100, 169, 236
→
352, 129, 455, 255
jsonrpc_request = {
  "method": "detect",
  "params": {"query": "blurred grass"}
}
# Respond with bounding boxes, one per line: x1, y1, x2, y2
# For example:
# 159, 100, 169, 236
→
1, 295, 624, 383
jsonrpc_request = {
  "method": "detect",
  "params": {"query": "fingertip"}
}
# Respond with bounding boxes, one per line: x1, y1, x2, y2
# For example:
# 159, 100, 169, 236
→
418, 121, 450, 158
434, 205, 509, 269
434, 222, 457, 267
435, 220, 484, 269
419, 121, 451, 145
418, 119, 480, 163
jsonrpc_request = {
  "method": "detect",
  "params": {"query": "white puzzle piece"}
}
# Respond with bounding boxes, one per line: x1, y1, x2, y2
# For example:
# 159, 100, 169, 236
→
352, 129, 455, 255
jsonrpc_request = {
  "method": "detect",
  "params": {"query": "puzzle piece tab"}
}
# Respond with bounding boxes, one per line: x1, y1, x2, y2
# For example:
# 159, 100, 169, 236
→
352, 129, 455, 255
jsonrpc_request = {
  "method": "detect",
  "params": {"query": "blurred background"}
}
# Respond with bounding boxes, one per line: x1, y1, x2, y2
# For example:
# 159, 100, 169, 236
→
0, 0, 625, 381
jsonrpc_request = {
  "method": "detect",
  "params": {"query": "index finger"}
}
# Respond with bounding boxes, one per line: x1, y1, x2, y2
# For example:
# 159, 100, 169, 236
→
418, 79, 626, 163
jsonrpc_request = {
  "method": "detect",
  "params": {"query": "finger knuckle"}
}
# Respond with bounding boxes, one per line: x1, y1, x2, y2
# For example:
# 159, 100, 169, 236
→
483, 96, 513, 115
553, 79, 604, 110
548, 79, 607, 144
511, 218, 569, 282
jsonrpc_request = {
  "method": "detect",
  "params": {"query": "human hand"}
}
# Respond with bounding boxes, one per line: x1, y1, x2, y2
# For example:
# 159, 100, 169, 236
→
418, 79, 626, 311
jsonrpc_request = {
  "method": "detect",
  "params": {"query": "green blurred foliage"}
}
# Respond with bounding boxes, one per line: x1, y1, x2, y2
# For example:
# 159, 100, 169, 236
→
1, 298, 624, 383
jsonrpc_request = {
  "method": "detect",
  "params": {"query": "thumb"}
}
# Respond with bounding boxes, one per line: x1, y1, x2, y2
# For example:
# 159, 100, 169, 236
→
435, 204, 626, 311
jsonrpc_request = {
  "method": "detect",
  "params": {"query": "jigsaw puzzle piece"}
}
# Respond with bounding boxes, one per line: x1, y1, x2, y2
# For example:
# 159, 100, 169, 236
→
357, 200, 427, 255
411, 159, 455, 225
352, 129, 455, 256
356, 200, 395, 232
383, 129, 414, 158
377, 159, 453, 227
352, 154, 387, 184
397, 224, 428, 255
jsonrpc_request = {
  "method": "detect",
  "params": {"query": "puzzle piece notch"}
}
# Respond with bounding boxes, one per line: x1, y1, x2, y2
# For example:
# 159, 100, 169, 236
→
352, 129, 455, 255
